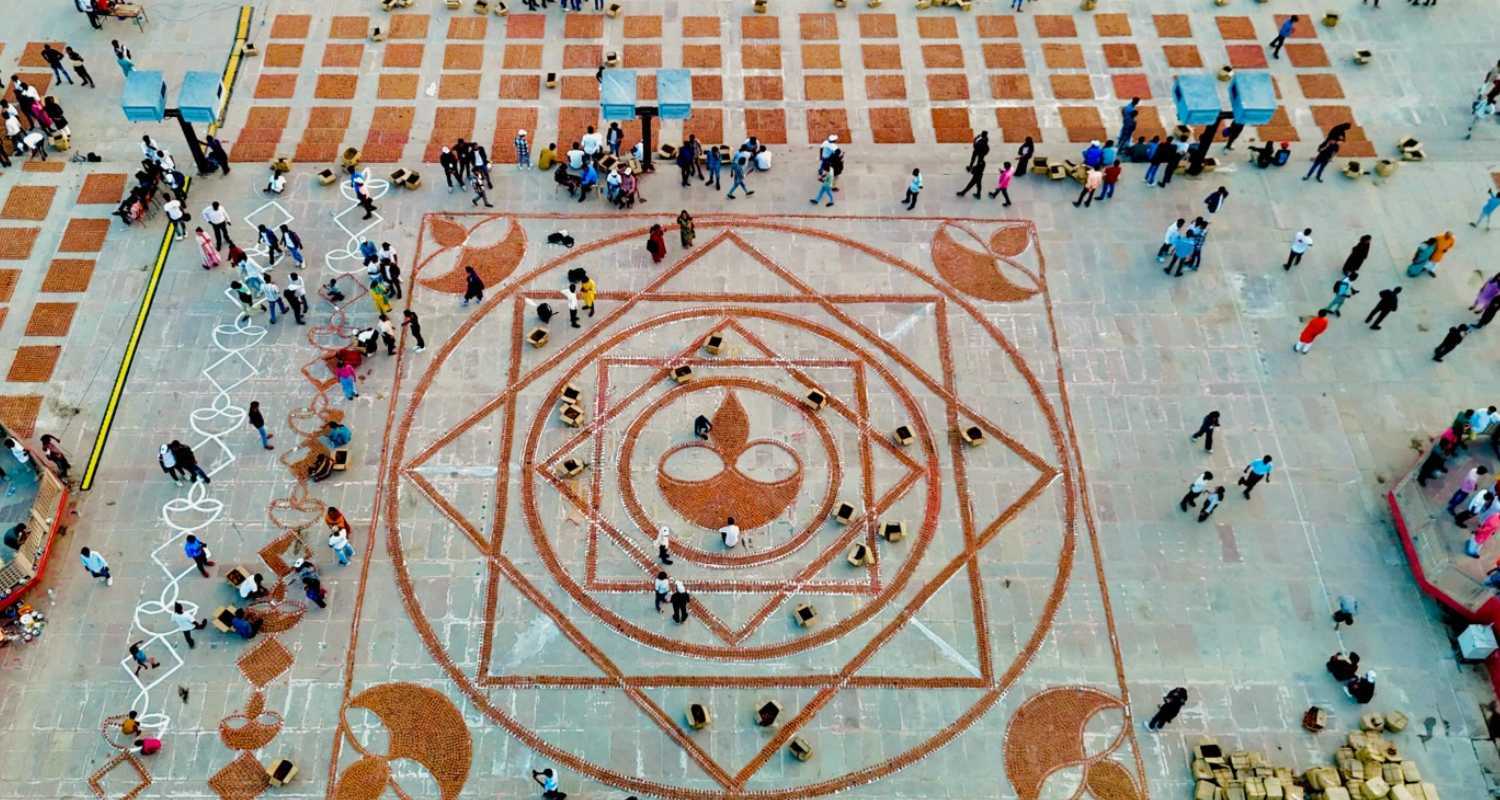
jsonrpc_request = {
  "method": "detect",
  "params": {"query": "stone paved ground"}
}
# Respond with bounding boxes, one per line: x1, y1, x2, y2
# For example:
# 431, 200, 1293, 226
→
3, 1, 1500, 799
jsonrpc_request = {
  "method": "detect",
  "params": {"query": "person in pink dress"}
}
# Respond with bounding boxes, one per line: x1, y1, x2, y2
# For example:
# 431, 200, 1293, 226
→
195, 227, 220, 269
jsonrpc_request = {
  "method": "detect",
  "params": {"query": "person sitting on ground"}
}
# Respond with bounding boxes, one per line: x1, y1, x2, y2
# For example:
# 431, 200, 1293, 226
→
1249, 140, 1276, 168
536, 142, 558, 171
320, 420, 352, 449
617, 168, 638, 208
229, 608, 261, 639
320, 278, 345, 305
1325, 651, 1360, 683
237, 572, 268, 601
554, 163, 580, 195
694, 414, 712, 440
566, 141, 585, 170
1344, 671, 1376, 704
264, 168, 286, 194
719, 516, 740, 549
1273, 141, 1292, 167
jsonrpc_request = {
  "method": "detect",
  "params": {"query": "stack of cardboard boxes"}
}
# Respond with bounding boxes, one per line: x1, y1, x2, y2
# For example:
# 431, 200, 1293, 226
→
1191, 717, 1441, 800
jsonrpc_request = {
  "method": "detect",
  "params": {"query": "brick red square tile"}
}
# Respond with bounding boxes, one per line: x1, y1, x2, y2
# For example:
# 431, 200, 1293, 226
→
308, 105, 351, 127
229, 140, 279, 162
917, 17, 958, 38
0, 396, 42, 438
439, 73, 480, 100
564, 14, 603, 38
1042, 43, 1085, 69
922, 45, 964, 69
77, 174, 125, 205
634, 73, 657, 102
254, 73, 297, 99
370, 106, 415, 129
1034, 14, 1077, 37
447, 17, 487, 39
0, 268, 14, 299
39, 258, 91, 292
561, 75, 599, 101
869, 108, 914, 144
1050, 74, 1094, 100
926, 74, 969, 101
859, 14, 897, 38
805, 75, 845, 101
294, 140, 340, 162
1060, 106, 1106, 142
624, 15, 663, 38
444, 43, 484, 70
1256, 107, 1300, 142
682, 45, 720, 69
862, 44, 901, 70
556, 107, 600, 149
744, 76, 784, 101
977, 15, 1018, 38
683, 17, 719, 38
389, 13, 429, 39
742, 44, 782, 70
498, 74, 541, 100
1162, 45, 1203, 68
743, 109, 787, 145
1274, 14, 1317, 38
270, 13, 311, 39
800, 13, 837, 40
504, 45, 543, 69
866, 75, 906, 100
424, 107, 476, 161
383, 43, 425, 68
802, 44, 841, 69
623, 44, 662, 68
264, 43, 304, 68
0, 228, 37, 260
691, 74, 722, 101
18, 43, 47, 68
1226, 44, 1268, 69
805, 109, 849, 145
315, 74, 358, 99
1094, 13, 1131, 36
1285, 43, 1330, 67
59, 218, 110, 252
684, 107, 724, 145
1133, 106, 1167, 141
1296, 73, 1344, 99
25, 302, 76, 337
1103, 43, 1141, 69
329, 15, 368, 39
1, 186, 55, 221
1153, 13, 1191, 37
322, 43, 365, 68
8, 345, 60, 383
741, 16, 778, 39
494, 108, 538, 160
1111, 73, 1152, 100
379, 74, 419, 99
983, 42, 1025, 69
507, 13, 546, 38
563, 45, 602, 69
989, 74, 1033, 100
19, 162, 65, 174
246, 107, 291, 128
1216, 16, 1256, 40
931, 108, 973, 144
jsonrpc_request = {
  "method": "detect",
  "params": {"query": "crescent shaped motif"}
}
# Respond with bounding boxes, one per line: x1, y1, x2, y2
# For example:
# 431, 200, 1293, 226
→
931, 222, 1041, 303
1084, 758, 1142, 800
1003, 686, 1127, 800
418, 218, 527, 295
339, 683, 473, 800
657, 442, 804, 531
427, 215, 469, 249
332, 756, 393, 800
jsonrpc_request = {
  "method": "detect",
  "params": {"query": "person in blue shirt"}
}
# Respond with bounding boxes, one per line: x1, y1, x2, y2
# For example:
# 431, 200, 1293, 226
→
1082, 141, 1103, 168
1100, 139, 1117, 167
1269, 16, 1298, 60
1117, 98, 1139, 147
1239, 455, 1274, 499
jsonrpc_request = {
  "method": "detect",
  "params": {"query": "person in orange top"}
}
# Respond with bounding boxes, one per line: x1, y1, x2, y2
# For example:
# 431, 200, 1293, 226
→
1431, 230, 1456, 267
1294, 309, 1331, 354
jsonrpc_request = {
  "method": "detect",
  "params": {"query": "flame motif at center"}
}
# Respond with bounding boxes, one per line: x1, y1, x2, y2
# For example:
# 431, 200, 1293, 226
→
657, 391, 803, 531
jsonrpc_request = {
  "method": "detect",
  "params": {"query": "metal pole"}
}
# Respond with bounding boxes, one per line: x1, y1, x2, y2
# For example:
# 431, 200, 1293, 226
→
167, 110, 215, 174
1186, 110, 1232, 176
637, 107, 658, 172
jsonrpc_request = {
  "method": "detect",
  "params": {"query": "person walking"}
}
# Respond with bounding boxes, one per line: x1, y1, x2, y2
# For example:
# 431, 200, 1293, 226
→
1268, 15, 1298, 60
1156, 219, 1185, 263
327, 507, 357, 565
195, 227, 220, 269
646, 224, 667, 263
65, 46, 93, 89
1165, 224, 1199, 277
656, 525, 673, 565
726, 151, 753, 199
968, 131, 990, 170
472, 144, 493, 188
440, 147, 459, 190
162, 194, 186, 239
704, 145, 722, 190
257, 224, 282, 264
903, 168, 923, 210
1179, 471, 1212, 512
1433, 323, 1470, 362
989, 161, 1015, 205
158, 442, 185, 485
677, 210, 695, 248
1303, 140, 1338, 182
1098, 161, 1121, 201
170, 602, 207, 649
40, 44, 73, 85
184, 534, 215, 577
1477, 293, 1500, 329
653, 571, 670, 613
284, 272, 308, 324
1471, 273, 1500, 313
1190, 410, 1220, 452
39, 434, 70, 479
1073, 166, 1102, 208
1364, 286, 1400, 330
1294, 310, 1331, 354
810, 167, 836, 207
1474, 189, 1500, 230
203, 201, 233, 250
204, 135, 231, 175
1239, 455, 1274, 499
1197, 487, 1226, 522
956, 159, 985, 199
171, 440, 211, 483
1342, 234, 1373, 278
532, 768, 565, 800
563, 283, 581, 329
1117, 98, 1140, 146
1284, 228, 1313, 270
1323, 274, 1358, 317
1147, 687, 1188, 731
669, 581, 692, 623
112, 40, 133, 76
246, 401, 274, 450
470, 170, 494, 208
462, 266, 485, 307
578, 274, 596, 318
278, 225, 304, 268
1429, 230, 1456, 274
79, 546, 112, 586
1014, 136, 1035, 179
402, 309, 425, 353
1204, 186, 1229, 215
1448, 465, 1490, 514
335, 358, 358, 400
128, 641, 160, 675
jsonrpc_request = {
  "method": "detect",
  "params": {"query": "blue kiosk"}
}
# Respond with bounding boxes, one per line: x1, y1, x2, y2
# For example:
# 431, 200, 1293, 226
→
121, 69, 223, 174
600, 68, 692, 171
1172, 71, 1277, 175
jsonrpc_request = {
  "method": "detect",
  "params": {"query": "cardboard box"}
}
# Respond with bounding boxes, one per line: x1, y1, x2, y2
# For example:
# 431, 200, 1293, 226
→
1399, 761, 1420, 783
1230, 753, 1252, 770
1419, 781, 1438, 800
1388, 785, 1414, 800
1348, 732, 1369, 749
1226, 784, 1247, 800
1194, 780, 1217, 800
1192, 759, 1215, 780
1264, 777, 1283, 799
1325, 789, 1351, 800
1283, 788, 1303, 800
1381, 764, 1403, 785
1246, 777, 1266, 800
1361, 776, 1390, 799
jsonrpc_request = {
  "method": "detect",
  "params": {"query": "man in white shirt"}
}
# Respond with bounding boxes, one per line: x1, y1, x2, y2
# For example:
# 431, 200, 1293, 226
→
163, 195, 186, 239
169, 602, 207, 649
719, 517, 740, 549
202, 201, 234, 249
1178, 471, 1212, 512
566, 143, 585, 170
563, 283, 580, 328
580, 126, 603, 160
1284, 227, 1313, 271
754, 147, 772, 172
